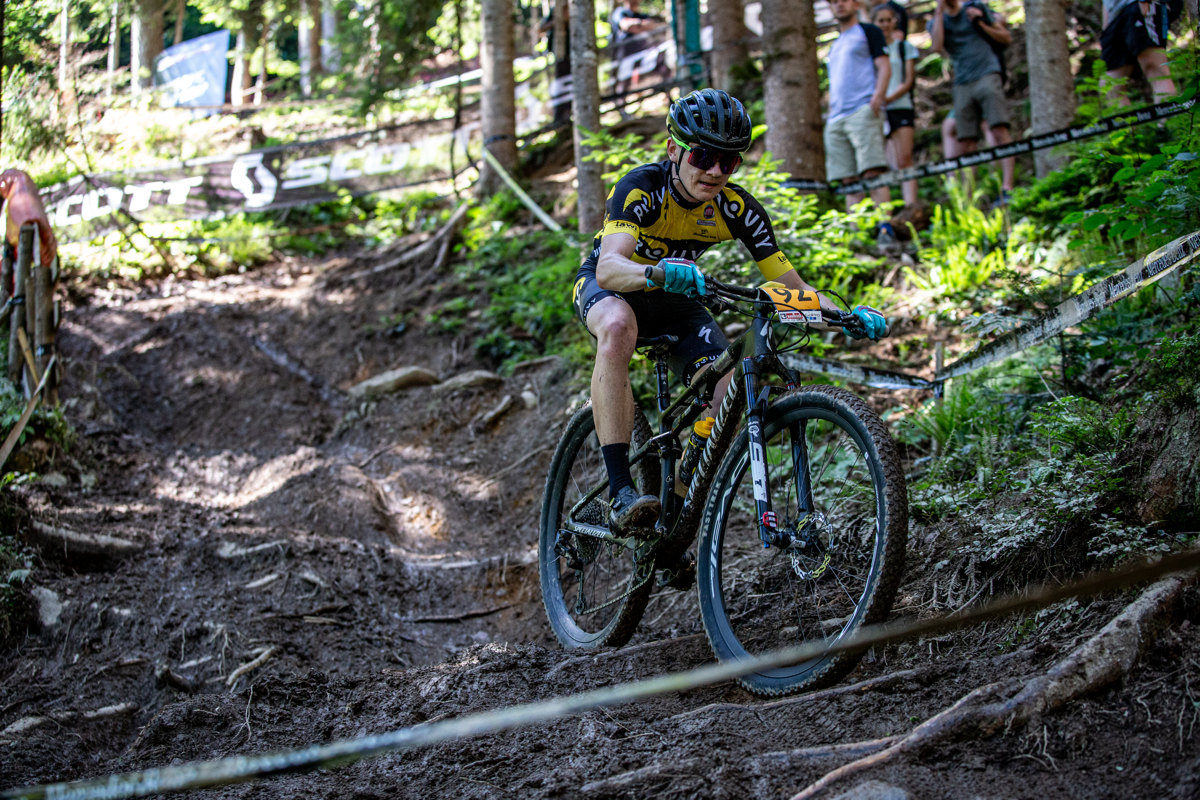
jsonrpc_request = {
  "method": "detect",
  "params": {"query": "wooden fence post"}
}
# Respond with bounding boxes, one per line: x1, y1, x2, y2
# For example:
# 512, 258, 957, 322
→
1, 237, 11, 312
33, 247, 56, 405
8, 226, 31, 389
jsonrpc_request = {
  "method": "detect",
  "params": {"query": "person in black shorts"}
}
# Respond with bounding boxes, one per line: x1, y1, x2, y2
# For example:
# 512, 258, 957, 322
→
573, 88, 889, 535
1100, 0, 1176, 103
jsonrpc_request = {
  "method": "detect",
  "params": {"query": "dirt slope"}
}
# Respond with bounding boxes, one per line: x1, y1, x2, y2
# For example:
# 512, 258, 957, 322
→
2, 247, 1198, 800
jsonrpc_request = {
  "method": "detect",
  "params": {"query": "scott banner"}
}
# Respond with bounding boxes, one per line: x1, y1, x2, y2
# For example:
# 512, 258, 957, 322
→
43, 124, 469, 239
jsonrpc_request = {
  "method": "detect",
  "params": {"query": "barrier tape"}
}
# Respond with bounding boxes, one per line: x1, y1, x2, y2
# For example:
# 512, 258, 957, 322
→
480, 147, 562, 233
779, 230, 1200, 390
783, 353, 935, 392
783, 95, 1198, 195
936, 230, 1200, 382
5, 548, 1198, 800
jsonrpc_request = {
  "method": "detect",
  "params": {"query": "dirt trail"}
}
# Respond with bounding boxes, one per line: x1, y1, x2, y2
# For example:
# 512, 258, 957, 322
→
2, 250, 1198, 799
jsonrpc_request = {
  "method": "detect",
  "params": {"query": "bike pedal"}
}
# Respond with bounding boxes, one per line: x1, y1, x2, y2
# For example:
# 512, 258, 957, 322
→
658, 550, 696, 591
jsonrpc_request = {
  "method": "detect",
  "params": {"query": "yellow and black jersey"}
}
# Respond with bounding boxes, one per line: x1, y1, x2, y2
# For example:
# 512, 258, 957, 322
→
580, 160, 796, 281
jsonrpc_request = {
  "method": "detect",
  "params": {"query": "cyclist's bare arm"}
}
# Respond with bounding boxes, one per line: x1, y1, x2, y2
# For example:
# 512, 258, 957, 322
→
596, 233, 654, 293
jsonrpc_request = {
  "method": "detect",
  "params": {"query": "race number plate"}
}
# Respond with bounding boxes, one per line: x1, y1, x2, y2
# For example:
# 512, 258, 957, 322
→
762, 286, 822, 325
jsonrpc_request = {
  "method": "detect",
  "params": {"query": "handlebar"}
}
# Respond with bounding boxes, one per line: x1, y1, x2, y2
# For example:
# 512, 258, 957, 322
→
644, 265, 892, 339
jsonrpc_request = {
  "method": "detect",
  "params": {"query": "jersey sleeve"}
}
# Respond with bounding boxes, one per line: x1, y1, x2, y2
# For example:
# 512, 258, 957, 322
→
598, 167, 659, 242
862, 23, 889, 59
726, 187, 796, 282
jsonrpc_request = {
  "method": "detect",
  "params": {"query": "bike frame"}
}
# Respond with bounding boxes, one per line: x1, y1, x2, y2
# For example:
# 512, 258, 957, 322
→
564, 293, 813, 554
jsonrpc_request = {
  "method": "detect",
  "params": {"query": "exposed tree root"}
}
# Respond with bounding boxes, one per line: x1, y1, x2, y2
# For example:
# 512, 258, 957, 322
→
670, 667, 939, 724
542, 634, 707, 681
0, 702, 139, 742
401, 603, 513, 624
580, 756, 707, 795
27, 519, 141, 562
789, 575, 1190, 800
225, 646, 279, 688
750, 734, 907, 770
340, 201, 471, 281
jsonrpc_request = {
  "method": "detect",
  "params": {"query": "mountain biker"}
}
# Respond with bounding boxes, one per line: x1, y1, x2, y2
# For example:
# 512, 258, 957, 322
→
571, 88, 888, 537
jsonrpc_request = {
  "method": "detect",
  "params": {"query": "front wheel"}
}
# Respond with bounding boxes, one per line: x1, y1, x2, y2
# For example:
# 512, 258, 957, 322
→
697, 386, 907, 696
539, 404, 659, 649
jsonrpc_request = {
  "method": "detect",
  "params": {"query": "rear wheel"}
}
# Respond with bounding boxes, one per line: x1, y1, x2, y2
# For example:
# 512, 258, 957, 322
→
539, 404, 660, 648
697, 386, 907, 696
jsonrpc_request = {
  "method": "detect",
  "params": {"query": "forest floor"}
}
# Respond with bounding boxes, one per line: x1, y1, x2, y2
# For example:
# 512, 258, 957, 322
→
2, 233, 1199, 800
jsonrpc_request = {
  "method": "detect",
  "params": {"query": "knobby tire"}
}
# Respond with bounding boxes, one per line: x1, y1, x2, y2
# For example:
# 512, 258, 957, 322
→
697, 386, 908, 696
539, 404, 659, 648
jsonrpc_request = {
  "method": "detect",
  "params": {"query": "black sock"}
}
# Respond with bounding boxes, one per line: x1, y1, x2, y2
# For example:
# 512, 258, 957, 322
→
601, 443, 634, 499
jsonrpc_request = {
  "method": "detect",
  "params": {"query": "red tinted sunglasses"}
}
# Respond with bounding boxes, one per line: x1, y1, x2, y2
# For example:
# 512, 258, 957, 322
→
671, 135, 743, 175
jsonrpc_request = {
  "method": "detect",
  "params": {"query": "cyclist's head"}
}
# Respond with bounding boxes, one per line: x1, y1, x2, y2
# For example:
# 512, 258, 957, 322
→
667, 89, 753, 154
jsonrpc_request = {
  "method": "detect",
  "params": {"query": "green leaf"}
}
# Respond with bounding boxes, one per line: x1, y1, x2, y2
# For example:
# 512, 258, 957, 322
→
1083, 212, 1108, 231
1140, 181, 1168, 200
1139, 155, 1168, 174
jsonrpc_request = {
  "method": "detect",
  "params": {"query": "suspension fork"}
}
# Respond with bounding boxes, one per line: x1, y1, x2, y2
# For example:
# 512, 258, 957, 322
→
742, 315, 780, 548
791, 420, 815, 515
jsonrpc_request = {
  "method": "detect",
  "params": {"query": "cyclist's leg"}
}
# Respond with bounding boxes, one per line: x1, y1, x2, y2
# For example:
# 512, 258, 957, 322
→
574, 269, 658, 522
586, 295, 639, 449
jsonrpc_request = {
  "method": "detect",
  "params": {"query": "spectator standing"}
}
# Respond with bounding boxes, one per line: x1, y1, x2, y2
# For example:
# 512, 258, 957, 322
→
610, 0, 664, 104
941, 111, 996, 159
872, 2, 919, 207
929, 0, 1015, 205
1, 169, 57, 268
1100, 0, 1176, 103
824, 0, 895, 247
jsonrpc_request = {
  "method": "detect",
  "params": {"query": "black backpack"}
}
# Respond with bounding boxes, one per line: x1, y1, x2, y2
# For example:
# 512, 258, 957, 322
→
967, 1, 1009, 89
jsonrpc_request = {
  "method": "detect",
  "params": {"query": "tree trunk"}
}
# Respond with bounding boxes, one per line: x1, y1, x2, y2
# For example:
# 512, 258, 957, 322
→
570, 0, 604, 234
232, 1, 262, 107
59, 0, 70, 95
299, 0, 322, 97
709, 0, 749, 94
1024, 0, 1075, 177
551, 0, 570, 123
106, 0, 120, 102
479, 0, 519, 197
760, 0, 823, 180
321, 0, 339, 71
173, 0, 184, 45
254, 10, 269, 105
130, 0, 163, 96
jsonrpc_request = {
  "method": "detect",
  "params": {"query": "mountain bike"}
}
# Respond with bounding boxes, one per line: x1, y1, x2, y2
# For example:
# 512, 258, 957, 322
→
538, 269, 908, 697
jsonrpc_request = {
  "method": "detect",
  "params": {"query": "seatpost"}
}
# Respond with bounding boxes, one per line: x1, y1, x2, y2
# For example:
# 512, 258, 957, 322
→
654, 354, 671, 417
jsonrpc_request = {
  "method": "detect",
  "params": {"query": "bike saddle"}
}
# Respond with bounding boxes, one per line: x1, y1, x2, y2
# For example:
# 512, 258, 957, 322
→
635, 335, 679, 360
635, 335, 679, 348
